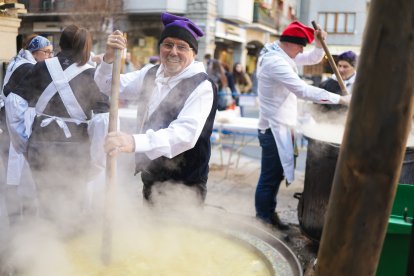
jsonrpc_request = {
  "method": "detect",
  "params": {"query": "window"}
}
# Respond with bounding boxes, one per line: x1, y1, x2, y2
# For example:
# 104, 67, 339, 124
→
288, 6, 295, 20
317, 12, 356, 34
19, 0, 30, 9
41, 0, 53, 11
277, 0, 284, 11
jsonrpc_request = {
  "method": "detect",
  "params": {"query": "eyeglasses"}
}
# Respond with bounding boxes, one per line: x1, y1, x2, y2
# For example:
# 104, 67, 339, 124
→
37, 50, 54, 56
160, 42, 192, 53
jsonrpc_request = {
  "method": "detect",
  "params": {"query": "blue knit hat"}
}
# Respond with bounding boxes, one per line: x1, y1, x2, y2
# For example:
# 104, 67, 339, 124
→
27, 36, 52, 53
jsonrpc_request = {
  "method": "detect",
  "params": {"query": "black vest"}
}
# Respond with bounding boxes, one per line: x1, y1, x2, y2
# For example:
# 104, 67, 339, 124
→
2, 63, 34, 97
135, 65, 218, 184
318, 78, 347, 112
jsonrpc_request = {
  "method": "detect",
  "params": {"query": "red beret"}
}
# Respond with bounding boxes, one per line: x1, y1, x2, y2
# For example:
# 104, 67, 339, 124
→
280, 21, 314, 46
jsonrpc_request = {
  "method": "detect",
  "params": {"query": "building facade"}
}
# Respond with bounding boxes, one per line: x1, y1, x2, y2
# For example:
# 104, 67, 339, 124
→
0, 1, 27, 88
7, 1, 358, 84
299, 0, 369, 54
15, 0, 298, 75
297, 0, 370, 80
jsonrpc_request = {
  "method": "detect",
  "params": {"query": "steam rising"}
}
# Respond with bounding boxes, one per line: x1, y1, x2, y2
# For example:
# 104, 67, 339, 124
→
0, 60, 293, 275
1, 169, 268, 275
298, 101, 414, 146
0, 111, 217, 274
1, 110, 264, 273
5, 220, 76, 276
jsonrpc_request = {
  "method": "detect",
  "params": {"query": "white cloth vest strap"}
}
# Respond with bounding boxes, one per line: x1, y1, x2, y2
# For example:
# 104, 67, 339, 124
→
2, 60, 30, 92
36, 57, 92, 119
35, 58, 92, 138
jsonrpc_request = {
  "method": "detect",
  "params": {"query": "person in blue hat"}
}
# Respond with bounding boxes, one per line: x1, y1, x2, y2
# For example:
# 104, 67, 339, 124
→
95, 13, 218, 205
1, 34, 53, 225
5, 25, 110, 232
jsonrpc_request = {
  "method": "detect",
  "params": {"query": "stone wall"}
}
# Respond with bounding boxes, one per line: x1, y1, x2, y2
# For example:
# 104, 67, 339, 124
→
186, 0, 217, 61
0, 16, 21, 86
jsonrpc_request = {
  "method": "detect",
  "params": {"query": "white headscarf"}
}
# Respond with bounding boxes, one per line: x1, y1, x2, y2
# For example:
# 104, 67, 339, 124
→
26, 35, 52, 53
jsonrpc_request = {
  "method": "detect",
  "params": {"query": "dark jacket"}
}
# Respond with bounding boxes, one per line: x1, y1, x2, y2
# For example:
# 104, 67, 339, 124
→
318, 78, 347, 112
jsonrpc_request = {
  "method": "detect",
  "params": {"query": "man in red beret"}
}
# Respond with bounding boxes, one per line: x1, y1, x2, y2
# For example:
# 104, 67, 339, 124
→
254, 21, 351, 230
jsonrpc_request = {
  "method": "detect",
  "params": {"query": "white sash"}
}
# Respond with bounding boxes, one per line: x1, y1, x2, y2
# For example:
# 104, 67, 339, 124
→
36, 58, 92, 137
2, 50, 36, 93
1, 59, 32, 109
2, 60, 29, 92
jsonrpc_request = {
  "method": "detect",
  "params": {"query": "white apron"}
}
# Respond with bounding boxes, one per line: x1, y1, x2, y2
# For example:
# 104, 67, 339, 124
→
40, 58, 109, 208
41, 58, 108, 170
258, 49, 299, 184
37, 57, 92, 135
2, 52, 37, 192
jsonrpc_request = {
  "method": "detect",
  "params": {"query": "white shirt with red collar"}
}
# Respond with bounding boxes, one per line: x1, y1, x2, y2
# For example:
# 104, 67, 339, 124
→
256, 42, 341, 183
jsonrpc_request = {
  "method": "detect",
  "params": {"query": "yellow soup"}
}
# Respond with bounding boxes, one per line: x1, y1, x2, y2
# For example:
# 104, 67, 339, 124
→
65, 224, 272, 276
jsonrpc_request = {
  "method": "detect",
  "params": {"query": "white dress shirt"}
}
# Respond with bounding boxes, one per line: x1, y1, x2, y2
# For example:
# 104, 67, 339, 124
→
257, 42, 341, 183
332, 73, 357, 94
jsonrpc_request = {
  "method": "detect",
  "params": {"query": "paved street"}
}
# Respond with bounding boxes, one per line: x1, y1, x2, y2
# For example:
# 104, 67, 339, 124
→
207, 137, 307, 225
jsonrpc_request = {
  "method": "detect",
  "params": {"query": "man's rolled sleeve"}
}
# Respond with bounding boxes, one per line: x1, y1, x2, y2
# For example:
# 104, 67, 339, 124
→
326, 92, 341, 104
94, 61, 113, 95
133, 133, 152, 153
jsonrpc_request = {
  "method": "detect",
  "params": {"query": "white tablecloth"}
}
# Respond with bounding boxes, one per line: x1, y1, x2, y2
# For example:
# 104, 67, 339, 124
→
214, 110, 258, 135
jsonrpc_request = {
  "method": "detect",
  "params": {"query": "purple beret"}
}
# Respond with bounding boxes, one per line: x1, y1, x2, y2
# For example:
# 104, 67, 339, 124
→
338, 51, 357, 67
149, 55, 160, 64
159, 12, 204, 53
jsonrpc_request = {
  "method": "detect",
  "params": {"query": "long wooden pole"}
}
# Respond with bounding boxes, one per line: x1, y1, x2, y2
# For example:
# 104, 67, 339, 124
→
311, 21, 349, 96
315, 0, 414, 275
101, 48, 122, 265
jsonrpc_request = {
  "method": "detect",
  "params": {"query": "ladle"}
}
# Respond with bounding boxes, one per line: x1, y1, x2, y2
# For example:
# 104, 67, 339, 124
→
311, 21, 349, 96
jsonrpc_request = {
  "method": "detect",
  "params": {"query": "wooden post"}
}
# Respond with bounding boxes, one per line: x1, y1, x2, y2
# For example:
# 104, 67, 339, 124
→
101, 48, 122, 265
311, 21, 349, 95
315, 0, 414, 275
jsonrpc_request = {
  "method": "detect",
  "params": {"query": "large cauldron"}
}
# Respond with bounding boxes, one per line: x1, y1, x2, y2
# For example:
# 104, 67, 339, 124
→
296, 129, 414, 242
0, 212, 302, 276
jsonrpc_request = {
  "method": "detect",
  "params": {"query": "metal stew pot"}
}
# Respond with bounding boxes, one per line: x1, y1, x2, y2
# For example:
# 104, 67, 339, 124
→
296, 135, 414, 243
0, 212, 302, 276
